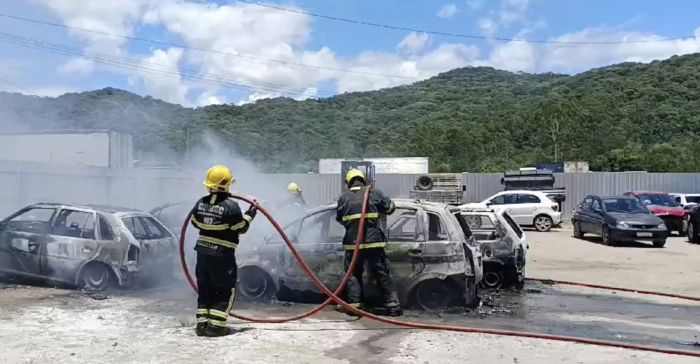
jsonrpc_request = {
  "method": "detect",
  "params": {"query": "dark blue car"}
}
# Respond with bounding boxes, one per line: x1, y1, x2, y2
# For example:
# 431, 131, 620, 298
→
571, 195, 668, 247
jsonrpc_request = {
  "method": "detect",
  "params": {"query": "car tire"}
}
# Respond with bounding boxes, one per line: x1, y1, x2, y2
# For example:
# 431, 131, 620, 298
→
79, 263, 112, 291
602, 225, 616, 246
480, 269, 504, 289
238, 267, 274, 300
652, 240, 666, 248
689, 222, 699, 244
414, 279, 451, 310
573, 221, 584, 238
534, 215, 553, 232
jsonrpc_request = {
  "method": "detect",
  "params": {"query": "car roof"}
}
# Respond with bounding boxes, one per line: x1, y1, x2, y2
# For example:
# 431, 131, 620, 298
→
494, 190, 548, 195
596, 195, 637, 200
309, 198, 453, 214
29, 202, 145, 214
625, 191, 670, 195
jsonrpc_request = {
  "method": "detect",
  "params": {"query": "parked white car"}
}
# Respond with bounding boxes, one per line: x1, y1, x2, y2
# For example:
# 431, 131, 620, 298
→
460, 207, 528, 289
670, 193, 700, 208
464, 190, 562, 232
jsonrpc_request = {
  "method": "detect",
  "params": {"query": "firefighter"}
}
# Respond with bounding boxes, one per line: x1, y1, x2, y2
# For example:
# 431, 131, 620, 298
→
286, 182, 306, 208
191, 165, 257, 337
336, 169, 403, 316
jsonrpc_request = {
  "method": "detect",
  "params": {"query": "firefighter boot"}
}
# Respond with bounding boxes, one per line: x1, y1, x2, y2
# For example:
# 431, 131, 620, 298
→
195, 322, 209, 337
335, 302, 363, 317
375, 292, 403, 317
203, 324, 236, 337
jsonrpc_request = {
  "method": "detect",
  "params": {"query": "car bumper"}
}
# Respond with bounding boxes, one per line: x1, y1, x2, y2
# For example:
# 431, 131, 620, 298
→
551, 212, 563, 225
658, 216, 684, 232
609, 228, 668, 242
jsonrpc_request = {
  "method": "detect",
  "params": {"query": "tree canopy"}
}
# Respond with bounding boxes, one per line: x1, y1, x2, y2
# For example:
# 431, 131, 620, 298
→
2, 53, 699, 172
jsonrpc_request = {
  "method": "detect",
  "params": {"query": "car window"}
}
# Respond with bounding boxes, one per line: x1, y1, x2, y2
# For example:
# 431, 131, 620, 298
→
582, 198, 592, 210
517, 194, 541, 204
6, 207, 56, 233
98, 215, 115, 241
502, 212, 524, 239
687, 196, 700, 204
122, 216, 150, 240
636, 193, 679, 207
591, 199, 601, 211
387, 208, 418, 242
453, 212, 474, 240
675, 196, 682, 204
298, 211, 328, 244
463, 214, 495, 230
140, 217, 171, 239
53, 209, 93, 239
490, 194, 516, 205
427, 212, 448, 241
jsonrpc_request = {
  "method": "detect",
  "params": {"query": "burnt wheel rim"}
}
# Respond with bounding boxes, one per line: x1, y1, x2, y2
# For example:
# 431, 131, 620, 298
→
240, 272, 268, 299
535, 217, 552, 231
481, 271, 503, 289
415, 280, 450, 310
82, 266, 109, 290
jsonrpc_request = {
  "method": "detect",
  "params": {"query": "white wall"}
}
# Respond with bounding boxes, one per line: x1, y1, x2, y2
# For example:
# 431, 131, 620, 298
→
318, 157, 429, 174
0, 133, 110, 167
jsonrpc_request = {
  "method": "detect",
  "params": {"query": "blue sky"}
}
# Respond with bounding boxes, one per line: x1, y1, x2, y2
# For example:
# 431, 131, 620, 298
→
0, 0, 699, 106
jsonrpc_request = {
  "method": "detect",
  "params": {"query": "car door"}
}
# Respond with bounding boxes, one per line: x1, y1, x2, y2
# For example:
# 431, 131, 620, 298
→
384, 207, 425, 289
44, 207, 98, 282
589, 198, 605, 235
577, 197, 594, 233
0, 206, 57, 277
488, 193, 524, 223
281, 209, 339, 291
514, 193, 543, 225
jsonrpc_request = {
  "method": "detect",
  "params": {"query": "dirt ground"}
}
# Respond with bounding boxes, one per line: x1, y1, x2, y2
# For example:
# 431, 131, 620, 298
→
1, 228, 699, 363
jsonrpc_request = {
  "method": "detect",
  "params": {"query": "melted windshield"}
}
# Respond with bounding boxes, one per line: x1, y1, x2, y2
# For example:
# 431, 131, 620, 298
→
603, 198, 648, 213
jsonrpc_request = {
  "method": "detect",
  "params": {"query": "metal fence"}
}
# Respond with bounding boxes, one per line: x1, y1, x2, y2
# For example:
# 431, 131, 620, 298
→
1, 160, 699, 218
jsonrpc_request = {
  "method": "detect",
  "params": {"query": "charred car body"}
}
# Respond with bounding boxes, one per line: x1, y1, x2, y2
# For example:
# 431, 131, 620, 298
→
251, 199, 484, 310
0, 203, 178, 290
460, 207, 527, 289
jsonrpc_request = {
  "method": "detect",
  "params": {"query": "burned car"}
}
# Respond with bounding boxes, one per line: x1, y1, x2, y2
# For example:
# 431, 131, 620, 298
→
0, 203, 178, 290
261, 199, 484, 310
460, 207, 527, 289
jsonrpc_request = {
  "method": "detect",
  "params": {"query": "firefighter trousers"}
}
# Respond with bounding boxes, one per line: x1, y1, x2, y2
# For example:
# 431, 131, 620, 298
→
195, 250, 237, 328
343, 247, 399, 307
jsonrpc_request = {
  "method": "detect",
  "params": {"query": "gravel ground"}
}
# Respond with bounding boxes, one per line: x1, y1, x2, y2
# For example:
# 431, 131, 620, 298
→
1, 230, 699, 363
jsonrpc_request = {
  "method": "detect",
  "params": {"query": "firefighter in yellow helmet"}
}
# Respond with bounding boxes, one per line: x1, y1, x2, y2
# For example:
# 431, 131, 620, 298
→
286, 182, 306, 208
336, 169, 402, 316
191, 165, 257, 337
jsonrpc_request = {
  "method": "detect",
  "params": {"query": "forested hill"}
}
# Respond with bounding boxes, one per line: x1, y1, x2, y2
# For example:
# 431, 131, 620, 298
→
2, 53, 700, 172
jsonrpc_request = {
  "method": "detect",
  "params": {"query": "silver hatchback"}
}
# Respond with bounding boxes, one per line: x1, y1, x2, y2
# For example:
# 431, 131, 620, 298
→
0, 203, 178, 290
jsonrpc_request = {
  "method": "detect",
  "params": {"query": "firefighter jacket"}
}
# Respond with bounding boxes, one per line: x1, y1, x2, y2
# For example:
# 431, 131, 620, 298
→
190, 192, 255, 254
336, 182, 396, 250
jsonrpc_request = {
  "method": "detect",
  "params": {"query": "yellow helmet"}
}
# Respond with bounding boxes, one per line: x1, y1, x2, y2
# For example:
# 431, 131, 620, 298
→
345, 169, 366, 184
287, 182, 301, 194
203, 165, 235, 192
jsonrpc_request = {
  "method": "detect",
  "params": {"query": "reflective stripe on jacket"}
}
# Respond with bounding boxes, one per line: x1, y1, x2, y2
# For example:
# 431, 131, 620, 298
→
336, 182, 395, 247
190, 192, 253, 253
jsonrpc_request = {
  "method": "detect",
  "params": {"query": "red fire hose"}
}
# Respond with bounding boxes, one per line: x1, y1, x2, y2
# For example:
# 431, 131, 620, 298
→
179, 191, 700, 358
525, 278, 700, 302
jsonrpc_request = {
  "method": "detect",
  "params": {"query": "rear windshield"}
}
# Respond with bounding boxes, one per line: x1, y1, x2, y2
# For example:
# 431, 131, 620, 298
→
122, 216, 172, 240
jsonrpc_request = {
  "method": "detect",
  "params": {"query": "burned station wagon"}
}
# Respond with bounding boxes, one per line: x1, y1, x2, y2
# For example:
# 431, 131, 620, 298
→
460, 207, 528, 289
0, 203, 178, 290
245, 199, 484, 310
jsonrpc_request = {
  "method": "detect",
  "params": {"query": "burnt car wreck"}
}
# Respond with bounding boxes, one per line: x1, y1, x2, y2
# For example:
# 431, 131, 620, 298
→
460, 207, 528, 289
0, 203, 178, 290
236, 199, 484, 310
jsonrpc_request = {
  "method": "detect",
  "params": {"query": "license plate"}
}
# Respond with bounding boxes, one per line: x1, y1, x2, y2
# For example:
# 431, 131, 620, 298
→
637, 232, 653, 237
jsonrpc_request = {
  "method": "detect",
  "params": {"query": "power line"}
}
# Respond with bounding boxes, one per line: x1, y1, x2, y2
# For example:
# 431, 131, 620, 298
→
0, 76, 31, 93
0, 12, 414, 80
238, 0, 697, 45
0, 31, 338, 98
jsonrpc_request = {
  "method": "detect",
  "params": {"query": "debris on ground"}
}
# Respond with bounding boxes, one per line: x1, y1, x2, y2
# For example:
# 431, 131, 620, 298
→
82, 289, 110, 300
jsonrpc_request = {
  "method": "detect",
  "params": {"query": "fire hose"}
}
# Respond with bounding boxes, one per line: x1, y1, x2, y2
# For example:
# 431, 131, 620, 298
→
178, 188, 700, 358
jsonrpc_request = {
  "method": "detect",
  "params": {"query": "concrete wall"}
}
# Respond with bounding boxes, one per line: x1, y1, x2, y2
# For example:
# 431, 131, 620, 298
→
0, 160, 699, 219
318, 158, 429, 174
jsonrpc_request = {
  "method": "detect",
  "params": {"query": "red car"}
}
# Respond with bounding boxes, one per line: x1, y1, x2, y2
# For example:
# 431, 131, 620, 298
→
623, 192, 685, 235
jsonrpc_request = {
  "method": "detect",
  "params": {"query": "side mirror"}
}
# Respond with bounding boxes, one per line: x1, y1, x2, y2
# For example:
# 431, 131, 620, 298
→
485, 201, 493, 206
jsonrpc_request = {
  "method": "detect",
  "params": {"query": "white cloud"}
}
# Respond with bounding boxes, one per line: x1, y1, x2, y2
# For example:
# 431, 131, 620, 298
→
398, 32, 430, 54
466, 0, 485, 11
138, 48, 188, 105
58, 58, 95, 77
541, 27, 700, 73
196, 91, 227, 106
478, 18, 498, 38
437, 4, 459, 19
488, 41, 536, 72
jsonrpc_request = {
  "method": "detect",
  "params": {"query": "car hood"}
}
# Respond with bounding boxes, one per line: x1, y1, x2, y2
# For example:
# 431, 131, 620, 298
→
646, 205, 685, 217
607, 212, 663, 224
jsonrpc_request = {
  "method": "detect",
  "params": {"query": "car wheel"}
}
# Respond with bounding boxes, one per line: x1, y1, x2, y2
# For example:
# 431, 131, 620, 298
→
480, 269, 504, 289
238, 267, 274, 300
652, 239, 666, 248
602, 225, 616, 246
534, 215, 553, 232
79, 263, 112, 291
573, 221, 584, 238
414, 279, 451, 310
689, 222, 699, 244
